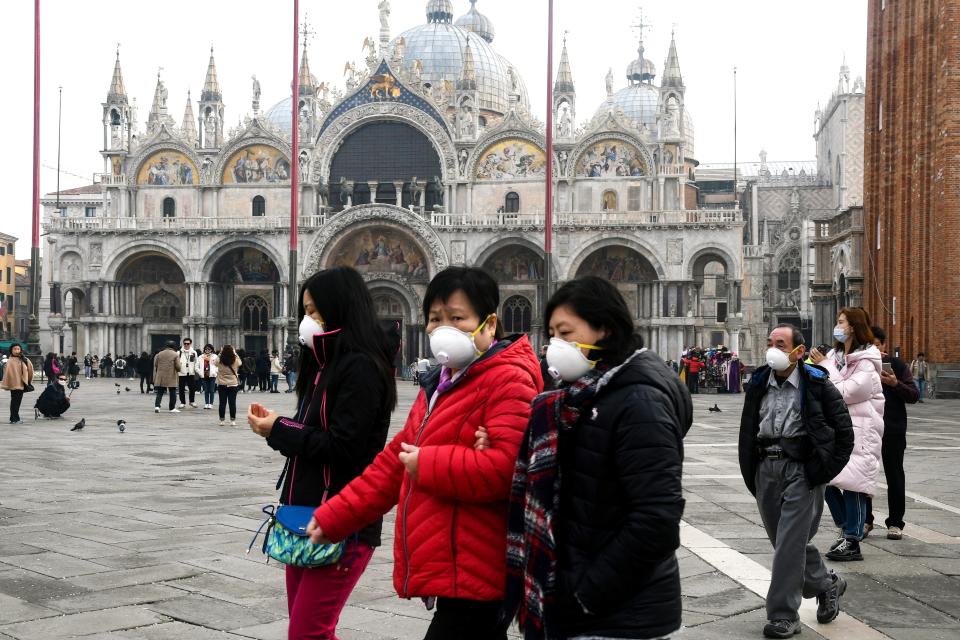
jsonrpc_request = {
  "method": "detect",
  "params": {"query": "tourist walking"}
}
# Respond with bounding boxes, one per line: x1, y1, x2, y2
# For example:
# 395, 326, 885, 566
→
910, 352, 928, 402
864, 326, 919, 541
136, 351, 152, 393
177, 338, 199, 408
113, 354, 127, 379
83, 353, 92, 379
153, 342, 181, 413
740, 324, 854, 638
500, 276, 691, 640
102, 354, 112, 378
246, 266, 399, 639
198, 344, 219, 409
269, 350, 283, 393
91, 354, 99, 378
810, 307, 885, 562
66, 352, 80, 385
283, 349, 298, 392
2, 343, 35, 424
215, 345, 240, 426
127, 352, 137, 379
42, 352, 60, 387
305, 266, 542, 639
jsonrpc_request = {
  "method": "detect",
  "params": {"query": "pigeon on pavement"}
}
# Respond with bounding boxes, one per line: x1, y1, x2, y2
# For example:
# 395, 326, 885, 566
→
708, 403, 722, 413
117, 419, 126, 433
71, 418, 86, 431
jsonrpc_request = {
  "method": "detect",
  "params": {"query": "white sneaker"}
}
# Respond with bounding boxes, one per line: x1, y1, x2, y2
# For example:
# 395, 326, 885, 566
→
169, 408, 180, 413
178, 404, 186, 409
230, 420, 236, 426
190, 403, 198, 408
219, 420, 225, 426
154, 407, 160, 413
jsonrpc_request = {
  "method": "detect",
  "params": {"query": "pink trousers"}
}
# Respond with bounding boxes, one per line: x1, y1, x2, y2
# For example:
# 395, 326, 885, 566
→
285, 541, 375, 640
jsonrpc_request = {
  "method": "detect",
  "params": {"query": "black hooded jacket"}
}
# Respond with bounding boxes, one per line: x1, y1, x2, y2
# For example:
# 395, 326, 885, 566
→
555, 349, 692, 640
739, 363, 854, 496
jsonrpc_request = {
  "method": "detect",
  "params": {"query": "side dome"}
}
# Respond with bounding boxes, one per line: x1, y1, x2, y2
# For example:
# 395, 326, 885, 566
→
596, 82, 660, 128
264, 97, 293, 136
455, 0, 495, 43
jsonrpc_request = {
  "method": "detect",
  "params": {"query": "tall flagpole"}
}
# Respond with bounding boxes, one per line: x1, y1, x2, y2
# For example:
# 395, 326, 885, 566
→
543, 0, 554, 334
288, 0, 300, 349
28, 0, 42, 359
733, 66, 737, 199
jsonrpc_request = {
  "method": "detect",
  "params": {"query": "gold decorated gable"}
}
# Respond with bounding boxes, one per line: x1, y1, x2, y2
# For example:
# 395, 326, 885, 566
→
222, 145, 291, 185
475, 138, 546, 180
575, 139, 647, 178
137, 150, 199, 185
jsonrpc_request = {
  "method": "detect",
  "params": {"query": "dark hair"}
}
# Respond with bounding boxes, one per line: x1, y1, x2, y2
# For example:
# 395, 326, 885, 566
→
836, 307, 875, 352
918, 352, 925, 357
140, 351, 149, 358
295, 266, 397, 411
165, 341, 176, 349
422, 267, 503, 339
203, 343, 215, 352
871, 325, 886, 344
220, 344, 237, 367
544, 276, 642, 367
774, 323, 805, 349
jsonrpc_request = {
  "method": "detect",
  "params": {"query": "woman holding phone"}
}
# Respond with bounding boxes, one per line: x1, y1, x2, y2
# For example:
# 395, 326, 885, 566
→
246, 266, 398, 639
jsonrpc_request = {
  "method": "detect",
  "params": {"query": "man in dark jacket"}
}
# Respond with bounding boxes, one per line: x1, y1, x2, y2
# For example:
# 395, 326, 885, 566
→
739, 324, 854, 639
865, 326, 919, 540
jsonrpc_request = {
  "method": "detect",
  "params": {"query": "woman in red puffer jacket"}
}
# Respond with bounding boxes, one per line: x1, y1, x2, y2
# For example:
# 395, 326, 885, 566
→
308, 267, 543, 639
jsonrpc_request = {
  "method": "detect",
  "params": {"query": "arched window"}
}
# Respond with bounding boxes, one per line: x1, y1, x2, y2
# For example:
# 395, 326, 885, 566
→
110, 109, 121, 125
241, 296, 269, 332
143, 291, 181, 321
777, 247, 802, 290
162, 197, 176, 217
252, 195, 266, 217
505, 192, 520, 213
502, 296, 532, 334
601, 190, 618, 211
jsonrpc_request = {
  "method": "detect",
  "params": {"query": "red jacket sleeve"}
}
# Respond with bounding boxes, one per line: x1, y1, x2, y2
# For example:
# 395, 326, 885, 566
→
417, 368, 538, 502
312, 398, 424, 542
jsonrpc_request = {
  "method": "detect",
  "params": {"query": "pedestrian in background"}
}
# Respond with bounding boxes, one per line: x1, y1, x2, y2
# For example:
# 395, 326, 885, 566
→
307, 266, 542, 639
740, 324, 853, 639
136, 351, 152, 393
810, 307, 885, 562
153, 341, 181, 413
199, 344, 219, 410
42, 352, 60, 387
83, 353, 92, 379
248, 266, 399, 639
177, 338, 199, 408
91, 354, 99, 378
113, 354, 126, 380
244, 350, 258, 393
2, 343, 35, 424
256, 349, 270, 392
910, 352, 928, 402
864, 326, 919, 541
67, 352, 80, 386
102, 353, 112, 378
283, 349, 298, 393
269, 350, 283, 393
216, 344, 240, 426
500, 276, 690, 640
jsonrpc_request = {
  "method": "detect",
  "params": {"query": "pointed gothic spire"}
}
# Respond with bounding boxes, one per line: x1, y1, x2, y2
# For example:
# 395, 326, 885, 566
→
458, 36, 477, 91
202, 47, 221, 102
107, 48, 128, 104
555, 34, 575, 94
299, 41, 316, 95
147, 71, 174, 135
181, 90, 197, 144
662, 29, 683, 88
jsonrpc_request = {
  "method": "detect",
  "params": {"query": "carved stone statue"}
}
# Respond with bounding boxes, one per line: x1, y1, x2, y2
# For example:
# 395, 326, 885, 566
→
430, 175, 443, 207
458, 149, 469, 176
558, 105, 573, 137
605, 68, 614, 96
379, 1, 390, 31
204, 114, 216, 146
664, 98, 680, 137
200, 156, 213, 182
507, 67, 519, 95
251, 75, 261, 113
317, 177, 329, 206
558, 150, 568, 174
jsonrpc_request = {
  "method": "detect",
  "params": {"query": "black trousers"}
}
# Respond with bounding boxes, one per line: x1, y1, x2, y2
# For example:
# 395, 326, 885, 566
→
423, 598, 506, 640
866, 429, 907, 529
217, 385, 238, 420
139, 374, 152, 393
154, 387, 177, 410
8, 390, 24, 422
178, 376, 196, 405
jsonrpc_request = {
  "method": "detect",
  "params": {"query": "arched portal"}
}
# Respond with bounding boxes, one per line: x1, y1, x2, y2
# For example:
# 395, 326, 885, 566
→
209, 247, 282, 354
576, 245, 659, 326
325, 225, 431, 283
692, 252, 731, 327
371, 289, 410, 371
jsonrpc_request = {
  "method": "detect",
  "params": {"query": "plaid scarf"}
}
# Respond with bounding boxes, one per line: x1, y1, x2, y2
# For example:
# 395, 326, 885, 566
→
502, 366, 607, 639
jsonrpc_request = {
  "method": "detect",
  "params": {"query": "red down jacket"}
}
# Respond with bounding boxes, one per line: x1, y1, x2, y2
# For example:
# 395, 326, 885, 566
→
313, 334, 542, 601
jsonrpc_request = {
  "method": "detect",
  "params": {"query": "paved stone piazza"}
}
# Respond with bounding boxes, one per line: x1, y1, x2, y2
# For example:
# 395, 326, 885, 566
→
1, 378, 959, 640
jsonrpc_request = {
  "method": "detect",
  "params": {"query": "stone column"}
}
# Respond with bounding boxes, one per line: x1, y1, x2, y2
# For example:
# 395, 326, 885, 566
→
465, 184, 473, 214
367, 181, 378, 204
393, 181, 404, 207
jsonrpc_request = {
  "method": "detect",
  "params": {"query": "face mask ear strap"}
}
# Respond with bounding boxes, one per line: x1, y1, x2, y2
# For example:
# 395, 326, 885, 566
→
470, 314, 494, 338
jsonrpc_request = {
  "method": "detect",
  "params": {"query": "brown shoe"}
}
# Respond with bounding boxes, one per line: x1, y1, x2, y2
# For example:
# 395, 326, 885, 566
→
887, 526, 903, 540
863, 522, 873, 538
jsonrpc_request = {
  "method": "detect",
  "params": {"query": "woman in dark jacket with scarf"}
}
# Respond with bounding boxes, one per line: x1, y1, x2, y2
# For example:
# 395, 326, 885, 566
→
498, 276, 692, 640
247, 266, 398, 640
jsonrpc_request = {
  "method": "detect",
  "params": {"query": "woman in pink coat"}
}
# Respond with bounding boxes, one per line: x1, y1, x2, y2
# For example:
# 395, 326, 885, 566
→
810, 307, 884, 562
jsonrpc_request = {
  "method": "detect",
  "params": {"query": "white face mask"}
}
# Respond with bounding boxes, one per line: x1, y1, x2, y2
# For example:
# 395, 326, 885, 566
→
833, 325, 849, 343
765, 346, 800, 372
545, 337, 601, 382
298, 316, 325, 349
429, 316, 491, 370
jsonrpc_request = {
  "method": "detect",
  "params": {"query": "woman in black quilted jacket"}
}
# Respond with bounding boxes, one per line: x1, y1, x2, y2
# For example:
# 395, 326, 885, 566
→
498, 276, 692, 640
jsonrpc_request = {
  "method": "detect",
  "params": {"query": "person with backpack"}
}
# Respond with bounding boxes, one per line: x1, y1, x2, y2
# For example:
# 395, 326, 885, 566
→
246, 267, 398, 638
177, 338, 199, 408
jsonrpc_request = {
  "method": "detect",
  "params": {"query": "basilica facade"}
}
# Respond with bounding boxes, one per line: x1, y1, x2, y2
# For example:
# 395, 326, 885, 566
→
41, 0, 763, 366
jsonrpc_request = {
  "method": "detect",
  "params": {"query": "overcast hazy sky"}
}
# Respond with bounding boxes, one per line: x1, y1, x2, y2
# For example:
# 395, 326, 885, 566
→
1, 0, 866, 256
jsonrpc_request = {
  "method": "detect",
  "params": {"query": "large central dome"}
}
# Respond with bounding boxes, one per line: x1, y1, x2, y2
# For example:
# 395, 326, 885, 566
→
391, 1, 529, 116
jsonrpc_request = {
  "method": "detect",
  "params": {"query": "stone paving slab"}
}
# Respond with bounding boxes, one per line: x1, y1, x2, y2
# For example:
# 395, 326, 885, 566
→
1, 380, 960, 638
